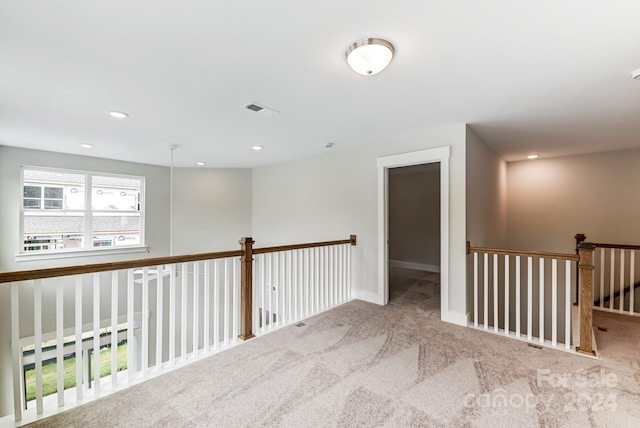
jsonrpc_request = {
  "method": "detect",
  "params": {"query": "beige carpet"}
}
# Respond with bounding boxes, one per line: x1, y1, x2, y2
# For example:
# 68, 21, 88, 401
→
27, 268, 640, 427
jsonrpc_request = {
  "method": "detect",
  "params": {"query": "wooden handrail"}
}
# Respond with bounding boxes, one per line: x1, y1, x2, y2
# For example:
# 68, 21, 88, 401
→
591, 242, 640, 250
0, 235, 358, 284
0, 250, 244, 284
253, 235, 357, 255
467, 244, 579, 262
575, 234, 640, 251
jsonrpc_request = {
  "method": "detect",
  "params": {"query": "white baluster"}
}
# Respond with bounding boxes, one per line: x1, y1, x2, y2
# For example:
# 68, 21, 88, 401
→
620, 249, 625, 312
193, 262, 200, 355
539, 259, 545, 344
142, 268, 149, 376
483, 253, 488, 330
181, 263, 188, 360
111, 271, 119, 388
77, 275, 85, 396
305, 249, 311, 316
260, 255, 266, 334
286, 251, 292, 322
565, 260, 571, 350
516, 256, 521, 337
493, 254, 498, 332
214, 260, 220, 347
631, 251, 636, 314
34, 279, 43, 413
346, 244, 352, 299
127, 270, 134, 384
268, 253, 278, 330
600, 249, 605, 308
181, 264, 188, 360
473, 252, 478, 327
93, 273, 101, 393
527, 257, 532, 341
224, 258, 231, 343
204, 261, 210, 353
276, 253, 287, 327
169, 264, 176, 362
551, 259, 557, 347
56, 277, 65, 406
252, 256, 259, 335
330, 246, 335, 306
156, 267, 163, 371
233, 257, 239, 341
610, 249, 615, 310
314, 248, 320, 312
11, 282, 22, 421
293, 251, 298, 320
505, 255, 510, 335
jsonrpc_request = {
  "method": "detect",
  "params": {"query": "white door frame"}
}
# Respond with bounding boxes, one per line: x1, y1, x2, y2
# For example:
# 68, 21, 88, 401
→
377, 146, 450, 314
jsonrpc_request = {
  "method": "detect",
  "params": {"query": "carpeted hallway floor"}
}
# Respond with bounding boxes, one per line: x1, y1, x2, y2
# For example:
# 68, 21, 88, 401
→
27, 268, 640, 427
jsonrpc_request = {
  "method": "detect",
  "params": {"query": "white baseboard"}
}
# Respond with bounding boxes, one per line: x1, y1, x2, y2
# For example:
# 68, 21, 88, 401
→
441, 310, 468, 327
389, 259, 440, 273
351, 289, 384, 305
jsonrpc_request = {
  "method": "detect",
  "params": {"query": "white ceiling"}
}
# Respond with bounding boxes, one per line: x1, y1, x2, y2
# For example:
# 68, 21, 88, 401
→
1, 1, 640, 167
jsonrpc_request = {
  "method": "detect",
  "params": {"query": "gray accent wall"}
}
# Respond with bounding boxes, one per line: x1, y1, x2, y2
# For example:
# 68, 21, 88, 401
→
388, 163, 440, 269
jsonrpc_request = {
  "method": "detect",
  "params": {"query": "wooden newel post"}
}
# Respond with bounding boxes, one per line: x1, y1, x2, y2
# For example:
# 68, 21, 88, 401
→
239, 237, 255, 340
574, 233, 586, 304
577, 242, 596, 356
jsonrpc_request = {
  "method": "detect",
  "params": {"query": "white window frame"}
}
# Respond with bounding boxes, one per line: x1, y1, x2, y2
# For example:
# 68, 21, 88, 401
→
17, 166, 148, 261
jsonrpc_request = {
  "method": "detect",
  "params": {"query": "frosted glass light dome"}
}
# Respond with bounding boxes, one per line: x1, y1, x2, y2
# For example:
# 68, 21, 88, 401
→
345, 38, 395, 75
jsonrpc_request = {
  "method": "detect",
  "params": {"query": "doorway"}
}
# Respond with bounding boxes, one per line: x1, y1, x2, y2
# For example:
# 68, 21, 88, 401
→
377, 147, 450, 316
387, 163, 441, 306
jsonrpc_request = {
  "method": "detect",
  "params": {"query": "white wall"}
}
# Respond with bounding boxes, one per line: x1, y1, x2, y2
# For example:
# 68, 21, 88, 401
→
172, 168, 252, 254
507, 148, 640, 252
388, 164, 440, 269
252, 124, 468, 321
465, 127, 507, 248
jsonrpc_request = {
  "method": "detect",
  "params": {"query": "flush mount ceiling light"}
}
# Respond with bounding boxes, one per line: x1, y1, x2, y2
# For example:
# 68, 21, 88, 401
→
527, 154, 539, 159
251, 145, 263, 151
80, 143, 94, 149
345, 38, 395, 75
196, 162, 206, 166
109, 111, 129, 119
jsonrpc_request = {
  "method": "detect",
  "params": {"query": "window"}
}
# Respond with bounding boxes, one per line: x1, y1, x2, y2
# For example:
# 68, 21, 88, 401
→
20, 167, 145, 254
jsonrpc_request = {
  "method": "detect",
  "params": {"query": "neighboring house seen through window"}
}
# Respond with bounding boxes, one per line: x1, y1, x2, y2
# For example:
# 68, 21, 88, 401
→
21, 167, 145, 253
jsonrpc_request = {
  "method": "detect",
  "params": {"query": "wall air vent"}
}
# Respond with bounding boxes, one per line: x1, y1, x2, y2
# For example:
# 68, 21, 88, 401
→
243, 102, 280, 116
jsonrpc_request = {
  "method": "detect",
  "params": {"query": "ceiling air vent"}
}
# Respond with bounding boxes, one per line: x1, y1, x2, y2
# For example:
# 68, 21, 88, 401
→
243, 102, 280, 116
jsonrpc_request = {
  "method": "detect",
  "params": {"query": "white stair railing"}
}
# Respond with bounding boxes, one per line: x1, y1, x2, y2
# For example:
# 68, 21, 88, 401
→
593, 246, 640, 316
7, 254, 242, 422
253, 243, 352, 336
0, 234, 356, 424
467, 243, 579, 351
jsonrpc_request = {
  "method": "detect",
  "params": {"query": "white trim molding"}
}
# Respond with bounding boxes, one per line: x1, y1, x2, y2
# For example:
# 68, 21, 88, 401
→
377, 146, 453, 321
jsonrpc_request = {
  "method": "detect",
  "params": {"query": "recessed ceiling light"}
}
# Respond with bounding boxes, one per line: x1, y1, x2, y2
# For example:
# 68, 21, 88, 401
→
345, 38, 395, 75
109, 111, 129, 119
252, 145, 263, 151
196, 162, 206, 166
632, 69, 640, 80
527, 154, 539, 159
325, 142, 334, 148
80, 143, 94, 149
